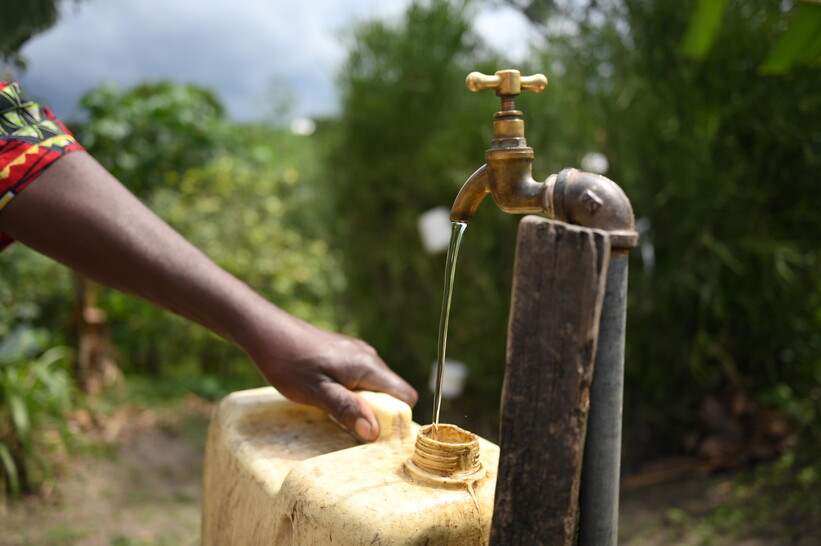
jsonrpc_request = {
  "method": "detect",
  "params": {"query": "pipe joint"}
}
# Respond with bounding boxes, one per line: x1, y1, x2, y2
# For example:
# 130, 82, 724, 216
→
550, 168, 638, 249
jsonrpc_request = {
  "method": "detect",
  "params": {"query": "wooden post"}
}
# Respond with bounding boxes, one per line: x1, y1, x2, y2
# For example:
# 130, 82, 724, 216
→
490, 216, 610, 545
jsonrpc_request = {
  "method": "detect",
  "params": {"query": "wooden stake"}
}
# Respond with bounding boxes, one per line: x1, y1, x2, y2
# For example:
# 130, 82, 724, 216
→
490, 216, 610, 545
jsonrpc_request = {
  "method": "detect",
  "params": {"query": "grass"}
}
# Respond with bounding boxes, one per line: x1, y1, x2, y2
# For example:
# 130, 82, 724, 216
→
45, 525, 89, 544
625, 447, 821, 545
697, 450, 821, 543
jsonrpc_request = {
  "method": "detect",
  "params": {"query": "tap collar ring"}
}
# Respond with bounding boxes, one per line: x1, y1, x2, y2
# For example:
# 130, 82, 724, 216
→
494, 110, 523, 119
486, 147, 533, 160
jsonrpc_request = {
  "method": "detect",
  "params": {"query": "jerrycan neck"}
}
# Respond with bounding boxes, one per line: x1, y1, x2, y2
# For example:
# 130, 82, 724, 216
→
357, 393, 488, 488
405, 423, 485, 487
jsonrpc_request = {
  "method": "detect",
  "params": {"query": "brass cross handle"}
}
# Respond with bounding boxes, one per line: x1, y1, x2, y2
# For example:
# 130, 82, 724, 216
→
465, 69, 548, 97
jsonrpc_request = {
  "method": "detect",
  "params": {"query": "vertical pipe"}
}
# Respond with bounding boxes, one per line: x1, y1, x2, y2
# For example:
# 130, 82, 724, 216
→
578, 252, 629, 546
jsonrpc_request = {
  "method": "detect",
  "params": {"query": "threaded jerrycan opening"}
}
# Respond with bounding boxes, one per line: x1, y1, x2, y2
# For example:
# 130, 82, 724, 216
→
404, 424, 485, 486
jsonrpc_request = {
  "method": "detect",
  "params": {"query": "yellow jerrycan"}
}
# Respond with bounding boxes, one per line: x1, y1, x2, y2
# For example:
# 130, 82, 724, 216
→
202, 387, 499, 545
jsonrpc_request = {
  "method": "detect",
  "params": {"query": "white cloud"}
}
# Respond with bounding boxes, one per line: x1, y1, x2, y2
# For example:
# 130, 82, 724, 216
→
18, 0, 411, 120
473, 5, 541, 64
15, 0, 540, 122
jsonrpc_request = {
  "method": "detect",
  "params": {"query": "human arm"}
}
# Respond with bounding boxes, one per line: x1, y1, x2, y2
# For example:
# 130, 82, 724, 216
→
0, 151, 417, 440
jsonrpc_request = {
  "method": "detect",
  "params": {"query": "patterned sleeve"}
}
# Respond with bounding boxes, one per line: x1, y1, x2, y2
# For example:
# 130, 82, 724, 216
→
0, 80, 86, 250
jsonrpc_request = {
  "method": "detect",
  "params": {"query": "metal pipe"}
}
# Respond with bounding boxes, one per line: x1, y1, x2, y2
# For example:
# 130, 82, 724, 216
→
549, 168, 635, 543
578, 252, 629, 546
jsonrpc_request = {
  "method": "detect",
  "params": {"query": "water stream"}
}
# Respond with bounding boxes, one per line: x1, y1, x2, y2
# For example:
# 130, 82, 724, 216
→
431, 221, 468, 435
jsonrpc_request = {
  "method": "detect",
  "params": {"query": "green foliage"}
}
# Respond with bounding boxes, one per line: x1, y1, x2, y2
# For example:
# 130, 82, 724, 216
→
322, 0, 518, 431
0, 244, 74, 342
107, 143, 346, 380
680, 0, 731, 59
70, 81, 345, 385
678, 0, 821, 73
653, 449, 821, 543
77, 82, 228, 197
520, 0, 820, 455
0, 326, 75, 498
0, 1, 84, 68
759, 1, 821, 74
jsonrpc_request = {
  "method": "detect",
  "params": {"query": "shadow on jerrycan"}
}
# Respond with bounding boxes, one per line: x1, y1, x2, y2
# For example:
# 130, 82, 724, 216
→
202, 388, 500, 545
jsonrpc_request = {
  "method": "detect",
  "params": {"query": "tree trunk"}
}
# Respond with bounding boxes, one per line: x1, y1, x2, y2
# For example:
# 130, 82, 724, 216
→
74, 275, 121, 394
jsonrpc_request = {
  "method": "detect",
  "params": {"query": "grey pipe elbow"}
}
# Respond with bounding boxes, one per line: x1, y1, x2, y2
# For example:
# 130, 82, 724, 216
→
550, 168, 638, 249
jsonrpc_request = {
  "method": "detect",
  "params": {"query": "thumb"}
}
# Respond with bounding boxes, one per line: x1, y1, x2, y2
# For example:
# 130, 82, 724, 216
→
314, 381, 380, 442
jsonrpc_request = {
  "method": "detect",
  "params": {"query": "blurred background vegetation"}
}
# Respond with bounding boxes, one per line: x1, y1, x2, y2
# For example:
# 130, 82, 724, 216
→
1, 0, 819, 539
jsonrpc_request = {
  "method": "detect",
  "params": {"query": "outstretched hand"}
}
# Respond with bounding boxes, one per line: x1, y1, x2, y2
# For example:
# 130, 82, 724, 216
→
242, 308, 418, 442
0, 151, 417, 442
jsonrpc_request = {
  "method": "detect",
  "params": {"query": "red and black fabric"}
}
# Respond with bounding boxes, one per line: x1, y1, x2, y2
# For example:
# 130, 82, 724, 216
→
0, 80, 85, 250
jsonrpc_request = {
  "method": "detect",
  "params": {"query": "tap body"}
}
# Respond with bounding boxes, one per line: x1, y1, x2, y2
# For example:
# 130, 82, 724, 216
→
451, 70, 551, 226
450, 108, 637, 249
451, 153, 545, 224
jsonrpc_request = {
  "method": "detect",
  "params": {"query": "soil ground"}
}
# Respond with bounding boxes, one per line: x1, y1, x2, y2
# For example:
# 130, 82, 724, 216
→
1, 396, 209, 546
0, 396, 801, 546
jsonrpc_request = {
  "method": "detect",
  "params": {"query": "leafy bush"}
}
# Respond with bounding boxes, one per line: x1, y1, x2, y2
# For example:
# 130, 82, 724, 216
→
70, 82, 346, 386
0, 244, 74, 344
77, 81, 228, 198
519, 0, 821, 459
0, 326, 75, 498
100, 142, 347, 382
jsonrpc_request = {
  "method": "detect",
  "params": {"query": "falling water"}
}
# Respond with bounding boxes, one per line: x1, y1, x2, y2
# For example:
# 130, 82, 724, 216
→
431, 221, 468, 434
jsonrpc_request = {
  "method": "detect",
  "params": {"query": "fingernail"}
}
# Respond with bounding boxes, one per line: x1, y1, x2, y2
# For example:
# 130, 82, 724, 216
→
354, 417, 375, 442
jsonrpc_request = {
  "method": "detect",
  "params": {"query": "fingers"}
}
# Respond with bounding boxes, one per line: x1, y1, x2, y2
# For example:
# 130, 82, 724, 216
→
313, 381, 380, 442
347, 342, 419, 407
357, 364, 419, 408
247, 319, 418, 442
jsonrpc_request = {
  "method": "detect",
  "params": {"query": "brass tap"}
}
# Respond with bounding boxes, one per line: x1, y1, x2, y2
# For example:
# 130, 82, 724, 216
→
450, 69, 637, 249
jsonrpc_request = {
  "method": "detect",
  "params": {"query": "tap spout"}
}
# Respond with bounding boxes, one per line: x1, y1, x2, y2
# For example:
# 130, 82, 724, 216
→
450, 164, 491, 224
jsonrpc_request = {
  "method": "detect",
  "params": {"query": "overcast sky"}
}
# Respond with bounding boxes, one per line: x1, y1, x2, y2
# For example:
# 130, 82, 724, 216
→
14, 0, 536, 122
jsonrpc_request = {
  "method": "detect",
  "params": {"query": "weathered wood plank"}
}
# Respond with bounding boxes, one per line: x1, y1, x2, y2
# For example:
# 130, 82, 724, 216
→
490, 216, 610, 545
